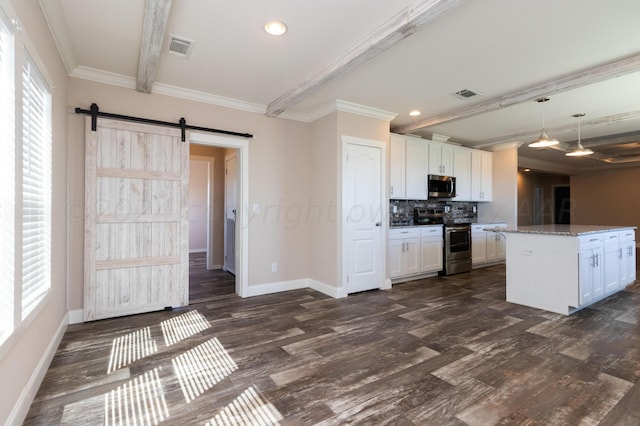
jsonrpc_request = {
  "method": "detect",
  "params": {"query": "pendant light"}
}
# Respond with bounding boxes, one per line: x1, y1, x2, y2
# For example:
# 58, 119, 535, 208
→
566, 113, 594, 156
528, 97, 559, 148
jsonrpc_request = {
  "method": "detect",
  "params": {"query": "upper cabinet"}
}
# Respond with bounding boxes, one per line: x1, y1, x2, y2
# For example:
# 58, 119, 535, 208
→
389, 134, 429, 200
470, 150, 492, 202
389, 134, 406, 199
389, 133, 492, 202
405, 136, 428, 200
428, 142, 454, 176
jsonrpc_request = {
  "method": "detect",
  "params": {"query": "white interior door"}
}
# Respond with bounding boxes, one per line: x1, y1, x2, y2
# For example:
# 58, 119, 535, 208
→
224, 152, 237, 274
84, 118, 189, 321
343, 138, 384, 294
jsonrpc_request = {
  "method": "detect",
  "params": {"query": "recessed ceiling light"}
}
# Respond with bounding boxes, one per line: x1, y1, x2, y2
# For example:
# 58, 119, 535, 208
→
409, 110, 421, 116
264, 21, 287, 36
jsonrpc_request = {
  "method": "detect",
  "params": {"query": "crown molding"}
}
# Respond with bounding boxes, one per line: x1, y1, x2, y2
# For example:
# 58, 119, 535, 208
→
152, 82, 266, 114
70, 66, 136, 89
489, 142, 523, 152
336, 100, 398, 121
68, 67, 396, 123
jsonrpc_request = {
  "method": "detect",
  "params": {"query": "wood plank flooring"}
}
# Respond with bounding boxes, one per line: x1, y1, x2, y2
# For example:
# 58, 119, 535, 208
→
189, 252, 235, 304
24, 265, 640, 425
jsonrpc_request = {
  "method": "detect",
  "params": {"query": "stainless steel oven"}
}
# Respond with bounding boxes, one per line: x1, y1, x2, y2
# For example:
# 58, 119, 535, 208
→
442, 224, 472, 275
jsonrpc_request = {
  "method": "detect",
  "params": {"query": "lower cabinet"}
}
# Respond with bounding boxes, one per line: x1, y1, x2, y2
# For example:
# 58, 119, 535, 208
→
388, 229, 420, 278
389, 226, 442, 279
579, 235, 605, 306
579, 230, 636, 306
472, 223, 506, 267
420, 226, 443, 273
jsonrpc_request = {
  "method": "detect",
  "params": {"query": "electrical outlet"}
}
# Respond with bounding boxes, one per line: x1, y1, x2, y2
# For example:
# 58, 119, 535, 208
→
271, 262, 278, 272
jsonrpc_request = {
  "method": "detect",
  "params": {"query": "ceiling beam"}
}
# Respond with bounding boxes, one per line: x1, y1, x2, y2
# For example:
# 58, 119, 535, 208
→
265, 0, 467, 117
392, 52, 640, 134
136, 0, 172, 93
475, 109, 640, 148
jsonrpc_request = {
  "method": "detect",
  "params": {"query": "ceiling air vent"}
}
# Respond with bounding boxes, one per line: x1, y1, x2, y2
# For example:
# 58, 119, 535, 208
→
452, 88, 482, 100
167, 34, 195, 58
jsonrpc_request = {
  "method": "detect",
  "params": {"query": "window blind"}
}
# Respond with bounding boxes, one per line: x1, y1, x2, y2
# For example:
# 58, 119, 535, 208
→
0, 11, 14, 342
21, 53, 51, 320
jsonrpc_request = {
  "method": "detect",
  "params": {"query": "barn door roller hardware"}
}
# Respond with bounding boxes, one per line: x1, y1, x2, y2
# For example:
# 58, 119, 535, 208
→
75, 103, 253, 141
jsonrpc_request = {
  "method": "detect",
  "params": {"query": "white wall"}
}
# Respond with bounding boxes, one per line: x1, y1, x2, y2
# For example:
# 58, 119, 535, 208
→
478, 144, 519, 226
189, 159, 209, 252
66, 77, 314, 308
0, 0, 69, 423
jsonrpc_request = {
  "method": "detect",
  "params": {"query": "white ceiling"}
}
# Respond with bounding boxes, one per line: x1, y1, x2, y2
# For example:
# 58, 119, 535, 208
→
41, 0, 640, 174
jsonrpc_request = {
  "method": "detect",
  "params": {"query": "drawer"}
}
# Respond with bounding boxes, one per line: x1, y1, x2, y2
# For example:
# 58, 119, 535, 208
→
420, 226, 442, 237
389, 228, 421, 239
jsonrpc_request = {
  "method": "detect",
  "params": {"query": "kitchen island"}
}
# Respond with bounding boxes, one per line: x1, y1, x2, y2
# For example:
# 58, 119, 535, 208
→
492, 225, 636, 315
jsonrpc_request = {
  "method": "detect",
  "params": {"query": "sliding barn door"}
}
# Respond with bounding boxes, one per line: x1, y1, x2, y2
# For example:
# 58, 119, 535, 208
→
84, 118, 189, 321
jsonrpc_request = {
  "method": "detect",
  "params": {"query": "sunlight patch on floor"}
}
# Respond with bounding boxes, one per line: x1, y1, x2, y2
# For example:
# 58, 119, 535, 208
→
104, 367, 169, 426
172, 337, 238, 403
160, 310, 210, 346
206, 386, 283, 426
107, 326, 158, 374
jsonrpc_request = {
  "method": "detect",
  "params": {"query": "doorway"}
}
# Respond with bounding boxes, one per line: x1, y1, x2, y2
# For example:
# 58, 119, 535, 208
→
188, 153, 235, 303
189, 132, 249, 298
553, 185, 571, 224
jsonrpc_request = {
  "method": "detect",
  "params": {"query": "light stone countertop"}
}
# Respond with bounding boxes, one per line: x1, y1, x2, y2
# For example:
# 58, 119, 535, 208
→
486, 224, 636, 236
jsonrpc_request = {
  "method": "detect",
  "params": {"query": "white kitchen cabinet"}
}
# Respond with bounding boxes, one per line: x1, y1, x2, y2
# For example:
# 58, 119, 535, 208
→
428, 141, 454, 176
389, 133, 406, 199
389, 134, 428, 200
471, 150, 492, 201
453, 147, 472, 201
579, 235, 604, 305
405, 136, 428, 200
495, 231, 506, 259
420, 226, 443, 273
472, 223, 507, 267
471, 226, 487, 265
388, 228, 421, 278
504, 226, 635, 315
603, 232, 621, 294
619, 229, 637, 286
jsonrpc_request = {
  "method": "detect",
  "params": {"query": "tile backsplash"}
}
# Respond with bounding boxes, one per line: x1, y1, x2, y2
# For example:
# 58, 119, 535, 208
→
390, 199, 478, 226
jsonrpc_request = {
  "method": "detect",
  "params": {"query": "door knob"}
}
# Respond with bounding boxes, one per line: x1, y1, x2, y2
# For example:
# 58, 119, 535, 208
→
375, 222, 382, 227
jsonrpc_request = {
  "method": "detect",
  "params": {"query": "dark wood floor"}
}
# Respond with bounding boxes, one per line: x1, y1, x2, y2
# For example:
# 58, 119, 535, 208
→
24, 265, 640, 425
189, 252, 235, 304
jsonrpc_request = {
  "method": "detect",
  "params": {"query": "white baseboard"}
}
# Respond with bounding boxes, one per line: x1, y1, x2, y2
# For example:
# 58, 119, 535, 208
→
189, 249, 207, 253
382, 278, 392, 290
68, 309, 84, 324
7, 312, 68, 426
308, 279, 348, 298
209, 264, 223, 270
246, 279, 309, 297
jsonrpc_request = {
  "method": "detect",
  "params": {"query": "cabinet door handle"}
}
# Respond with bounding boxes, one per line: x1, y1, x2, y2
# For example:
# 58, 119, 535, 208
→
390, 185, 394, 195
595, 253, 599, 267
619, 248, 623, 259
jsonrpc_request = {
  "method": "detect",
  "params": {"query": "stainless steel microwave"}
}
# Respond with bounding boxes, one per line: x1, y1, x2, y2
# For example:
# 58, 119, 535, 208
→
428, 174, 456, 198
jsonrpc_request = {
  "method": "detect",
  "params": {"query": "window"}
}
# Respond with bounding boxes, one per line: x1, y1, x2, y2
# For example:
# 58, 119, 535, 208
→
0, 8, 14, 344
0, 4, 52, 348
21, 53, 51, 319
